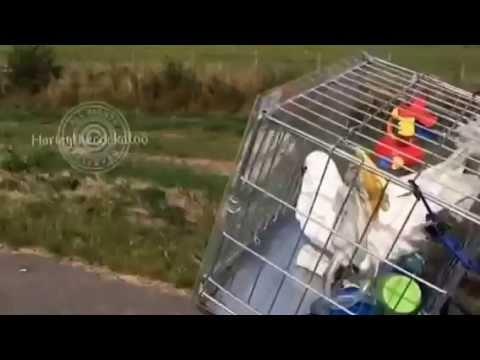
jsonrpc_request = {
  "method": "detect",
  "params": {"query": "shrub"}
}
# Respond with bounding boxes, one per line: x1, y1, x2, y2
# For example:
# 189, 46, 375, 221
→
0, 147, 29, 172
200, 75, 245, 113
1, 57, 300, 114
157, 60, 202, 111
7, 46, 63, 94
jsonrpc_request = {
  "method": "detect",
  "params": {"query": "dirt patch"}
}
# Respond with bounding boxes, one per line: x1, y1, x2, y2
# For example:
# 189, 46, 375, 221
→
166, 188, 211, 224
0, 190, 39, 203
158, 132, 187, 140
133, 154, 236, 176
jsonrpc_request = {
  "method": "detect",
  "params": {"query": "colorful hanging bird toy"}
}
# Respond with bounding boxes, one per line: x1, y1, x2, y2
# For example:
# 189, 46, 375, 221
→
375, 97, 438, 171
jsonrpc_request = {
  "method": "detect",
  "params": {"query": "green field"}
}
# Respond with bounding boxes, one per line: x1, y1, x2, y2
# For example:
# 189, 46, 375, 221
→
1, 45, 480, 84
0, 107, 236, 196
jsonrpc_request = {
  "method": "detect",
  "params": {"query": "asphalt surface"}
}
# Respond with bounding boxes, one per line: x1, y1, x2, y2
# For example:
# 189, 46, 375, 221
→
0, 251, 201, 315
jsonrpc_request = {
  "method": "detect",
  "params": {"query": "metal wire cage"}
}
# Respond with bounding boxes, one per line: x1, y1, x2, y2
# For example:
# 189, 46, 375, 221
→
194, 53, 480, 315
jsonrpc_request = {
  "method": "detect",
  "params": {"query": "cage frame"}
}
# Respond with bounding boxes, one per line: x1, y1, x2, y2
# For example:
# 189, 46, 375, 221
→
194, 52, 480, 316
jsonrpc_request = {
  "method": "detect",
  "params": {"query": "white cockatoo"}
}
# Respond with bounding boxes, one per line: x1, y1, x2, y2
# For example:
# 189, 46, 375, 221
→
295, 150, 377, 280
295, 151, 344, 250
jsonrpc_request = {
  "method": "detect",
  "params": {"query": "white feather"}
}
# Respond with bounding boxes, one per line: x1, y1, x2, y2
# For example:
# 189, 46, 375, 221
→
455, 115, 480, 155
295, 151, 370, 279
295, 151, 344, 251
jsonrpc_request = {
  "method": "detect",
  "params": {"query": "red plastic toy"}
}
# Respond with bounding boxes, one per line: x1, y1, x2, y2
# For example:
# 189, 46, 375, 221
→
375, 135, 425, 170
399, 97, 438, 128
375, 97, 435, 170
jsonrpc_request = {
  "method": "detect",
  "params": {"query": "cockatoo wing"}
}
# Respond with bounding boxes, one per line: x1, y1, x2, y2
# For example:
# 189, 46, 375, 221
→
296, 151, 345, 249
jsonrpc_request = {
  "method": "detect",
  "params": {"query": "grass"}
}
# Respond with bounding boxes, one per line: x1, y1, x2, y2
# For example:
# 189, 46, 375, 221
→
0, 105, 230, 288
127, 111, 246, 136
1, 45, 348, 68
0, 155, 229, 204
141, 130, 240, 161
3, 46, 480, 117
109, 160, 229, 201
0, 107, 231, 202
1, 45, 480, 81
127, 111, 245, 161
0, 174, 215, 288
0, 107, 244, 163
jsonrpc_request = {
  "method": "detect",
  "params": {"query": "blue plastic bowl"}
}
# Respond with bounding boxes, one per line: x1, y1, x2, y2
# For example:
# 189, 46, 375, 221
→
311, 287, 378, 316
329, 301, 378, 315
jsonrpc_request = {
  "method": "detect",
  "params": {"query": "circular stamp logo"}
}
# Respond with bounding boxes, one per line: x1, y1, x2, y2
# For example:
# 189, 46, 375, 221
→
57, 102, 131, 173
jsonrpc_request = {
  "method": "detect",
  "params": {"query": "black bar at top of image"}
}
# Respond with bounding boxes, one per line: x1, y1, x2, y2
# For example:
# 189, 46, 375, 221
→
1, 13, 479, 45
2, 1, 477, 44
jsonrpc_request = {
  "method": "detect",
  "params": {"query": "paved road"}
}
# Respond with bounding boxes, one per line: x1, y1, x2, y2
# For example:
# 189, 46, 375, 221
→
0, 251, 201, 315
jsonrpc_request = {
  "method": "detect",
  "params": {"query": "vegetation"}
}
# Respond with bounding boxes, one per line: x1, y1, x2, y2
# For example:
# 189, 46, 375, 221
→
1, 46, 478, 116
7, 46, 62, 94
0, 169, 215, 288
0, 107, 233, 287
